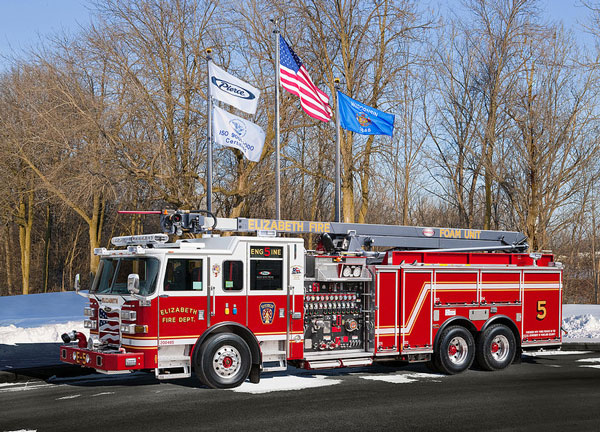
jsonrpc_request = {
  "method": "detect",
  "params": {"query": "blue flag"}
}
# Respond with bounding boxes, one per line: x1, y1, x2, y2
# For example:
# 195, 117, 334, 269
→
337, 91, 394, 136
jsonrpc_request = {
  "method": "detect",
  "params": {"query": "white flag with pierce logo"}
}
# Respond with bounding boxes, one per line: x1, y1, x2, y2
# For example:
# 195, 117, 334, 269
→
213, 106, 265, 162
209, 62, 260, 115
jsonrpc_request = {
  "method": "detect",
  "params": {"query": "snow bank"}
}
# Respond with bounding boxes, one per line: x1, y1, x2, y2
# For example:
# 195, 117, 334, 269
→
0, 321, 89, 345
562, 304, 600, 341
0, 291, 87, 328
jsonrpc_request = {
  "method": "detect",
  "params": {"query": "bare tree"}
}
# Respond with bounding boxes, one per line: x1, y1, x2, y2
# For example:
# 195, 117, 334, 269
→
501, 28, 598, 250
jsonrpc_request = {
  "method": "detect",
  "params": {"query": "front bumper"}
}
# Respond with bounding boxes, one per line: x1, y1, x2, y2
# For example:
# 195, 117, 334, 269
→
60, 345, 144, 372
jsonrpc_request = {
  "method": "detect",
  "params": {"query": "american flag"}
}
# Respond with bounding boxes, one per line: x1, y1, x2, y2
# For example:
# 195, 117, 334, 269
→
279, 35, 332, 122
99, 308, 120, 344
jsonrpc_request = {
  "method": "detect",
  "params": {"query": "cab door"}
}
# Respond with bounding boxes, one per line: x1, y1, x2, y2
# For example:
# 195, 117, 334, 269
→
287, 242, 305, 360
246, 243, 288, 368
208, 257, 247, 328
157, 257, 208, 348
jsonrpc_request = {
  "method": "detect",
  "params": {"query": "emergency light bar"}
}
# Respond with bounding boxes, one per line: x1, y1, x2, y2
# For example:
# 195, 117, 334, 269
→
111, 234, 169, 247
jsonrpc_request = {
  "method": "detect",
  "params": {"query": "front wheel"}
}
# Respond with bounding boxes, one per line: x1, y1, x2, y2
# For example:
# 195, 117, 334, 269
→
194, 333, 251, 389
476, 324, 516, 371
434, 325, 475, 374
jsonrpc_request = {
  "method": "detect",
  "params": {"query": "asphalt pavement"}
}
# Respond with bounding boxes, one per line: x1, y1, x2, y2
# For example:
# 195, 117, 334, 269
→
1, 351, 599, 432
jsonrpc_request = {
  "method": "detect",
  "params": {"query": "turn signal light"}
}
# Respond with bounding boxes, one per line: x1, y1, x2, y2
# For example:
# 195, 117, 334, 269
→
120, 324, 148, 334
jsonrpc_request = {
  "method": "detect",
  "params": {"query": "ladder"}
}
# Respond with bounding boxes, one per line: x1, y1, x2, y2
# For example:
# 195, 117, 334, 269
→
158, 210, 529, 254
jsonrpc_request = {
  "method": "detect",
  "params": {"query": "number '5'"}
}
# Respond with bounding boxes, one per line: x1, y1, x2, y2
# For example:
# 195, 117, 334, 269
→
536, 300, 547, 320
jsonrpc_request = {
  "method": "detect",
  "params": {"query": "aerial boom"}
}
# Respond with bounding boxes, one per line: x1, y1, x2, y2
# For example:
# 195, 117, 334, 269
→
159, 210, 528, 253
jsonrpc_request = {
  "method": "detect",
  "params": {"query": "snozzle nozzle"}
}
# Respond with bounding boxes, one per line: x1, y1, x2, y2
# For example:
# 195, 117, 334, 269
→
61, 330, 87, 348
61, 330, 77, 344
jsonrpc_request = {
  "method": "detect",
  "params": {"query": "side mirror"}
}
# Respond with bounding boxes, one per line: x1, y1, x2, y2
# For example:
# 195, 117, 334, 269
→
127, 274, 140, 295
74, 274, 81, 292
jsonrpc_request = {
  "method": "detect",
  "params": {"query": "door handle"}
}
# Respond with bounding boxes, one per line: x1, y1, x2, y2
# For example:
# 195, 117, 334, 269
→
159, 294, 169, 298
210, 286, 215, 316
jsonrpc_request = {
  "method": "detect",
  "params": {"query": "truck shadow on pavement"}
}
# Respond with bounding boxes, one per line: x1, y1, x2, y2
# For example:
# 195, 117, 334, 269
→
4, 344, 513, 390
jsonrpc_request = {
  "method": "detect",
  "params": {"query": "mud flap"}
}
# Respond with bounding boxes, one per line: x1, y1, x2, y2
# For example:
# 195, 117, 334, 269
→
249, 363, 261, 384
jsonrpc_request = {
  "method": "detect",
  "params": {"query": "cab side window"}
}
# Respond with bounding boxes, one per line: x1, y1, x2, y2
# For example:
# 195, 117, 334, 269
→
250, 260, 283, 290
223, 261, 243, 291
164, 259, 203, 291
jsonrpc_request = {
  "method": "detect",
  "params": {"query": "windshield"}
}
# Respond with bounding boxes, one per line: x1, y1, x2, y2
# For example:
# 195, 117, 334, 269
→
91, 257, 160, 295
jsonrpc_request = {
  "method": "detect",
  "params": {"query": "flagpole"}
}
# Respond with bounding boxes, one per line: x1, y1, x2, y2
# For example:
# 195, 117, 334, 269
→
206, 49, 213, 213
273, 19, 281, 220
334, 79, 341, 222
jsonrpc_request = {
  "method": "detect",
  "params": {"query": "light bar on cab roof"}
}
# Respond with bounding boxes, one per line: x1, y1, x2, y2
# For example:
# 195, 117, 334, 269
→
111, 233, 169, 247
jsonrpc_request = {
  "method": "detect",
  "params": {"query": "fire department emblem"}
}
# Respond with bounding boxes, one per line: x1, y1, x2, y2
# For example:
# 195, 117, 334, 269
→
356, 112, 372, 127
259, 302, 275, 325
212, 264, 221, 277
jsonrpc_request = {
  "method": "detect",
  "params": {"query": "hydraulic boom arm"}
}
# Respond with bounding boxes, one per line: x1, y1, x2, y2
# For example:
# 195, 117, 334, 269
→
157, 210, 528, 253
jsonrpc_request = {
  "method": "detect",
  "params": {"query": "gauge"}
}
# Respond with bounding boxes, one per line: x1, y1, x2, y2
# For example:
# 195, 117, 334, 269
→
353, 266, 362, 277
342, 266, 352, 277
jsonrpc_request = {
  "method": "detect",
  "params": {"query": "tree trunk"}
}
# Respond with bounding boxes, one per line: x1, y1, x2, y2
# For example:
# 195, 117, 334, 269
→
89, 192, 105, 274
3, 227, 14, 296
18, 187, 34, 295
42, 204, 52, 293
357, 136, 374, 224
341, 132, 355, 223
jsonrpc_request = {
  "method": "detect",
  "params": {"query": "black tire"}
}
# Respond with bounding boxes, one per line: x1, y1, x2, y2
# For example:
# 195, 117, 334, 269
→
476, 324, 516, 371
194, 333, 251, 389
434, 325, 475, 375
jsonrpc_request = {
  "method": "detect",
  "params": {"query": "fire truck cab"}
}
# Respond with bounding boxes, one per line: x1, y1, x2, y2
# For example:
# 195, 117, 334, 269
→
60, 212, 562, 388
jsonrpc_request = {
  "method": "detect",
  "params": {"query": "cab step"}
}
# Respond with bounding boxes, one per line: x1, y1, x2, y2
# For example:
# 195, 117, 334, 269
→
155, 365, 192, 380
262, 359, 287, 372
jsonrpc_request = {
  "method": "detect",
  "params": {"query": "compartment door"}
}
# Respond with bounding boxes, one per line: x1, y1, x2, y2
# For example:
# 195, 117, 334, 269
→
375, 268, 399, 355
522, 270, 562, 345
401, 270, 433, 352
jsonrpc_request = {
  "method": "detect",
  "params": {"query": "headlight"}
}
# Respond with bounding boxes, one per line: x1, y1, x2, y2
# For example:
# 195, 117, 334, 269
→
84, 320, 97, 330
83, 307, 94, 317
120, 310, 137, 321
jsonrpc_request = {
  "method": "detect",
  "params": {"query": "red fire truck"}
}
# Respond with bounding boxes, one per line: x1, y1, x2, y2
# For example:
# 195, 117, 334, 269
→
60, 211, 562, 388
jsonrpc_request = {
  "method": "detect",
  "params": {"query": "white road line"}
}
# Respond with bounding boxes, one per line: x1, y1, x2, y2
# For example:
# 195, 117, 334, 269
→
576, 357, 600, 363
56, 394, 81, 400
90, 392, 115, 397
580, 365, 600, 369
0, 383, 53, 393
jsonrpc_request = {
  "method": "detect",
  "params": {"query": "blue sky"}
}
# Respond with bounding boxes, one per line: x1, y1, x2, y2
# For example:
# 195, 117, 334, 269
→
0, 0, 593, 69
0, 0, 92, 65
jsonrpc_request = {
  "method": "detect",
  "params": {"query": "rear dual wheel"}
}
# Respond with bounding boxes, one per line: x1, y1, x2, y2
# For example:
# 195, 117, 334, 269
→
431, 325, 475, 374
476, 324, 516, 371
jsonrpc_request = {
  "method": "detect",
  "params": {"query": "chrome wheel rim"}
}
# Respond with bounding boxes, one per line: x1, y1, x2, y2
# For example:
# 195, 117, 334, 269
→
213, 345, 241, 379
447, 336, 468, 365
490, 335, 510, 362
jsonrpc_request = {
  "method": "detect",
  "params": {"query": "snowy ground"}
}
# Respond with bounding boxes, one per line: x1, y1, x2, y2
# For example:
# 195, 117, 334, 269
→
0, 292, 598, 346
